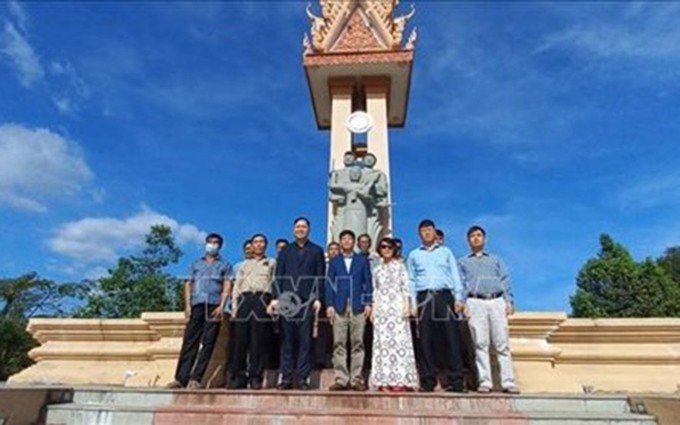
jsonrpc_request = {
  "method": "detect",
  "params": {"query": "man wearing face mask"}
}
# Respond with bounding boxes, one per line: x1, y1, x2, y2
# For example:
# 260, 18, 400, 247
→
167, 233, 233, 390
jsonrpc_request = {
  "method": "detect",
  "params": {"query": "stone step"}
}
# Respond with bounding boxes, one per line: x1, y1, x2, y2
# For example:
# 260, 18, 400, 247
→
0, 385, 73, 425
70, 388, 634, 415
46, 403, 657, 425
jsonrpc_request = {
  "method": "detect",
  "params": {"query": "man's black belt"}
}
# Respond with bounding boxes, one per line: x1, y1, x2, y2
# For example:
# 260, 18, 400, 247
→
467, 291, 504, 300
417, 288, 451, 295
239, 291, 268, 297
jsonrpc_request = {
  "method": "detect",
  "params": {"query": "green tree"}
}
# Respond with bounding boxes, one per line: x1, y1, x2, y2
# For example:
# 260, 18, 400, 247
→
570, 234, 680, 318
0, 273, 80, 380
658, 246, 680, 286
0, 317, 37, 380
0, 273, 84, 319
76, 225, 185, 318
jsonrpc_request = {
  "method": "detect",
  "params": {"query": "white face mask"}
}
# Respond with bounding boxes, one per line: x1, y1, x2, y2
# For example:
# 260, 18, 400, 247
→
205, 243, 219, 255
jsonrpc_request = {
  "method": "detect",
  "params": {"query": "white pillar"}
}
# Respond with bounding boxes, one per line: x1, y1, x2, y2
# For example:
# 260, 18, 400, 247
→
327, 79, 354, 244
365, 78, 392, 238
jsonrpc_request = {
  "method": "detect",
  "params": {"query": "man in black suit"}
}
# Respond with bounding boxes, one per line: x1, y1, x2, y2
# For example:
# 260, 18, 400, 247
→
268, 217, 325, 390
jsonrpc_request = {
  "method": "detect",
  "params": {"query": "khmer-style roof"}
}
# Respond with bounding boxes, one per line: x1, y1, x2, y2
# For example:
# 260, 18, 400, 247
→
303, 0, 417, 129
303, 0, 416, 54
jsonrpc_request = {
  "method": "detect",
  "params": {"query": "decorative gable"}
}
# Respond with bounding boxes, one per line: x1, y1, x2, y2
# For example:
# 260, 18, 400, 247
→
330, 6, 387, 52
303, 0, 416, 55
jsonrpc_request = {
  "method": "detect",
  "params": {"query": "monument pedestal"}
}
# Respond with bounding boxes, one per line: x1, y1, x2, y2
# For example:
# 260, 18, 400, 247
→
10, 312, 680, 394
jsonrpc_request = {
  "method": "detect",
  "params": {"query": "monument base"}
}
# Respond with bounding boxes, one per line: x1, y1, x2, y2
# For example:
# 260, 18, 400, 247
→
9, 312, 680, 394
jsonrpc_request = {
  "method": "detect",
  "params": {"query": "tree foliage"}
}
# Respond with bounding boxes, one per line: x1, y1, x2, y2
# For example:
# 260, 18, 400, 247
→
76, 224, 185, 318
0, 225, 186, 380
0, 272, 84, 319
0, 317, 37, 380
658, 246, 680, 286
570, 234, 680, 318
0, 273, 78, 380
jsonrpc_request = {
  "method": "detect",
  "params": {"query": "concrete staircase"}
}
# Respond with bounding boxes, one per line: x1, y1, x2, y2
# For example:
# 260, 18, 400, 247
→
44, 387, 657, 425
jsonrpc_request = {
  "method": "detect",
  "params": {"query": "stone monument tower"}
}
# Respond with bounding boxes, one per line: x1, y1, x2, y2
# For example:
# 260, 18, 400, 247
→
303, 0, 417, 249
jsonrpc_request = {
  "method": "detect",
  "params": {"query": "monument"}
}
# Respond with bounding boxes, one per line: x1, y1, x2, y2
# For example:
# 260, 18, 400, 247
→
3, 2, 680, 424
328, 152, 389, 245
302, 0, 416, 249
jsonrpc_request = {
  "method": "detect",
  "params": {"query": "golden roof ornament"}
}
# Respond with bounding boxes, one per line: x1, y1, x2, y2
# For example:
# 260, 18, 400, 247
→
306, 2, 327, 51
392, 4, 415, 48
404, 27, 417, 50
302, 33, 314, 55
303, 0, 415, 55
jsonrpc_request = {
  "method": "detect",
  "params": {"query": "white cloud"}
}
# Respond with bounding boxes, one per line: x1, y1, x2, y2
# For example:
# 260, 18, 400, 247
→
616, 170, 680, 211
90, 188, 106, 204
48, 207, 207, 263
412, 6, 587, 148
1, 4, 89, 112
0, 123, 94, 212
537, 3, 680, 81
49, 61, 91, 97
0, 19, 44, 87
51, 96, 73, 115
47, 61, 91, 115
7, 1, 28, 32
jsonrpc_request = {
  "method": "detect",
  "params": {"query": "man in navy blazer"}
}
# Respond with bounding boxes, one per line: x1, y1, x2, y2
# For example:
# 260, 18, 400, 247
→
325, 230, 373, 391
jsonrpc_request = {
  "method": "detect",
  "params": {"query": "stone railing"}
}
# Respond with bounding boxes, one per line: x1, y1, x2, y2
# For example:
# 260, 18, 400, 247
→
9, 312, 680, 393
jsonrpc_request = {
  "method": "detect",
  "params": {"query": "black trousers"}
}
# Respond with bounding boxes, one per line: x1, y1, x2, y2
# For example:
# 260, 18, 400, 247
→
416, 290, 464, 390
410, 317, 424, 373
174, 303, 220, 386
265, 317, 280, 370
312, 306, 332, 369
279, 308, 313, 384
229, 292, 271, 387
362, 319, 373, 375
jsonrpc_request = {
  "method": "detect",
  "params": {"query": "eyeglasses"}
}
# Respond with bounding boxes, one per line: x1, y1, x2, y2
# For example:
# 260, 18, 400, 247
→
379, 244, 395, 250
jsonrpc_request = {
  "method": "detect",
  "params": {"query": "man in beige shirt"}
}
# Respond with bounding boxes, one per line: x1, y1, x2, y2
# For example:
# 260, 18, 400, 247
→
228, 233, 276, 390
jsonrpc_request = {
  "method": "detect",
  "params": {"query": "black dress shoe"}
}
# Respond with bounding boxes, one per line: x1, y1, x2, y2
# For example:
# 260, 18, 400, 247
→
227, 381, 247, 390
277, 382, 293, 390
329, 383, 348, 391
444, 385, 466, 393
297, 382, 311, 391
351, 382, 367, 392
249, 381, 263, 390
419, 386, 435, 393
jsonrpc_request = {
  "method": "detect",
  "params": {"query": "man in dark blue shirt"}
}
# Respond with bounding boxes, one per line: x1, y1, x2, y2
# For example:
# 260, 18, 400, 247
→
268, 217, 325, 390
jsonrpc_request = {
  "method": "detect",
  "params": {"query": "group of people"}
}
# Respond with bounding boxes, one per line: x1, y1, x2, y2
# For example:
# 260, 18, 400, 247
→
167, 217, 519, 394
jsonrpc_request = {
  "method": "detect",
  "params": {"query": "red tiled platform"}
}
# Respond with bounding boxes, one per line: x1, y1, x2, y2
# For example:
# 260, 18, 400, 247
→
44, 387, 658, 425
171, 390, 518, 411
154, 405, 530, 425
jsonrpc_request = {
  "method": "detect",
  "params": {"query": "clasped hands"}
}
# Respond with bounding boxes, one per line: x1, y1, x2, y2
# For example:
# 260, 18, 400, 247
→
266, 299, 322, 316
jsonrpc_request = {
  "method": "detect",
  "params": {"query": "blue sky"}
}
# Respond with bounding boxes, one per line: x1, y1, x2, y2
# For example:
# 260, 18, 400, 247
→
1, 1, 679, 312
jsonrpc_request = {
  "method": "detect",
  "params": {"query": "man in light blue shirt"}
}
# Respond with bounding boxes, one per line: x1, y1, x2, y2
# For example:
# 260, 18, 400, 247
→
407, 237, 465, 303
458, 225, 519, 394
406, 219, 465, 392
